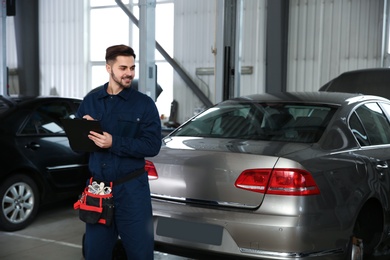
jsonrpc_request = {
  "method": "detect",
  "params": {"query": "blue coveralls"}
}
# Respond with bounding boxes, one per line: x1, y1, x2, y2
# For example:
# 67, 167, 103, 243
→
76, 83, 162, 260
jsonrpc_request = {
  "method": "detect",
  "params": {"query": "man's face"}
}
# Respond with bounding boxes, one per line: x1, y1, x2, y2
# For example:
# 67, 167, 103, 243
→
107, 55, 136, 88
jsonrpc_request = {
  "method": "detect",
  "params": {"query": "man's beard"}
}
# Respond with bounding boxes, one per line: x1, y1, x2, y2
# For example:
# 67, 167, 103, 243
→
111, 71, 132, 89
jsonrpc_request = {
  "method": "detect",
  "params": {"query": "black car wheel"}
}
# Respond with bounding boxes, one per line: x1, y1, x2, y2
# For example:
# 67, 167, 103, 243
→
0, 174, 39, 231
349, 201, 383, 259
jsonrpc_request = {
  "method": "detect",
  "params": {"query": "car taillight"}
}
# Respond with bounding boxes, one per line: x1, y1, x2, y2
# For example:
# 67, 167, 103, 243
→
145, 160, 158, 180
235, 168, 320, 196
235, 169, 271, 192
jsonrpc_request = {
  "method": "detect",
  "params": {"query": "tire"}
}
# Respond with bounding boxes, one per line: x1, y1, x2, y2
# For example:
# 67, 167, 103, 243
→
0, 174, 40, 231
349, 202, 383, 259
347, 236, 363, 260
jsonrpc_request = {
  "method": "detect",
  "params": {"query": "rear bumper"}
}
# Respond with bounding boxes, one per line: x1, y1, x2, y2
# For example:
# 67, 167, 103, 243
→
155, 240, 344, 260
152, 199, 348, 260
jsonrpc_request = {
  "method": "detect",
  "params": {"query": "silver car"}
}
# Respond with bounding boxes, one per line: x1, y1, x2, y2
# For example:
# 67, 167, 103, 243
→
147, 92, 390, 259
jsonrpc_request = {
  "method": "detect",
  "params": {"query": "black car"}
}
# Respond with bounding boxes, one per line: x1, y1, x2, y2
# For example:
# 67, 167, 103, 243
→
0, 95, 90, 231
319, 68, 390, 99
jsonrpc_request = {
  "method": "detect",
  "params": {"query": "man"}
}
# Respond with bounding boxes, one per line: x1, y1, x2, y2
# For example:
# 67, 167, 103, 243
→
77, 44, 161, 259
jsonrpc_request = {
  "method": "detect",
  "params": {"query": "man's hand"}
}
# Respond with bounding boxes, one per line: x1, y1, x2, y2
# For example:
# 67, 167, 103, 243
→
82, 114, 112, 148
88, 131, 113, 149
83, 115, 95, 121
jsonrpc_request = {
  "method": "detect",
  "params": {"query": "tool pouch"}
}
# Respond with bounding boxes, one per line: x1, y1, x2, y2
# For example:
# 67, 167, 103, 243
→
74, 178, 114, 226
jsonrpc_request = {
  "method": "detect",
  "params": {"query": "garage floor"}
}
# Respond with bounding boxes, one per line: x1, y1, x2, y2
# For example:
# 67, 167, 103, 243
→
0, 199, 190, 260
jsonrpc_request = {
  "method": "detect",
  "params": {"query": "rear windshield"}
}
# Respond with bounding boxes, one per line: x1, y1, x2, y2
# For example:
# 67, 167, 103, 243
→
172, 102, 337, 143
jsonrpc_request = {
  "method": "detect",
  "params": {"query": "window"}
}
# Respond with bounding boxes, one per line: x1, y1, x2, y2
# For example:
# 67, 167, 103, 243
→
173, 102, 336, 143
351, 102, 390, 146
0, 99, 11, 114
21, 102, 76, 135
349, 112, 369, 146
89, 0, 174, 117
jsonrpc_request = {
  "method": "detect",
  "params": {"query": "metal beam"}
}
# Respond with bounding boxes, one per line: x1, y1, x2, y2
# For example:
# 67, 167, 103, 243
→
215, 0, 240, 102
138, 0, 156, 101
265, 0, 289, 94
115, 0, 213, 108
0, 0, 7, 96
14, 0, 40, 96
381, 0, 388, 67
215, 0, 224, 103
233, 0, 243, 98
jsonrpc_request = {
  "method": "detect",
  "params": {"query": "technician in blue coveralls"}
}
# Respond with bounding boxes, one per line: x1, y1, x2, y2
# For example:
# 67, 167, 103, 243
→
76, 44, 162, 260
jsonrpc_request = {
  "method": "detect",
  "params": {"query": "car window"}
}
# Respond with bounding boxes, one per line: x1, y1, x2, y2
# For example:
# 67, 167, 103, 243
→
0, 99, 11, 114
173, 102, 336, 143
350, 102, 390, 146
21, 101, 76, 135
380, 102, 390, 121
349, 112, 369, 146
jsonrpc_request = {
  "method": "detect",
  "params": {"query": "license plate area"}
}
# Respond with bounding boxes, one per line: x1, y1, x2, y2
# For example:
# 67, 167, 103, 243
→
156, 217, 223, 246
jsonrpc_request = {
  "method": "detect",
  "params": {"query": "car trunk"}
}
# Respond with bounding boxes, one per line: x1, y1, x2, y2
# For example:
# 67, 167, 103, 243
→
148, 136, 311, 209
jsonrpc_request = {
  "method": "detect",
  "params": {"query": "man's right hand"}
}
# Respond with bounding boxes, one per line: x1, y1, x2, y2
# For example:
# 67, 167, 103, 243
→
82, 115, 94, 120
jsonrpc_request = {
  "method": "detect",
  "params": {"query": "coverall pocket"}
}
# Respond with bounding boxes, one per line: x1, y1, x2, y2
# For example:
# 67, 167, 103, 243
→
117, 114, 141, 137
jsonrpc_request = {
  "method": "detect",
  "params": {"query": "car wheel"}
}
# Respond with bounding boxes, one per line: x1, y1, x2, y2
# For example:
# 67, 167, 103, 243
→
348, 236, 363, 259
349, 201, 383, 258
0, 174, 39, 231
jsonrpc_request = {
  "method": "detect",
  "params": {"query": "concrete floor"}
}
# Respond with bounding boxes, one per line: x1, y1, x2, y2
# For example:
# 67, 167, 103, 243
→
3, 199, 387, 260
0, 199, 191, 260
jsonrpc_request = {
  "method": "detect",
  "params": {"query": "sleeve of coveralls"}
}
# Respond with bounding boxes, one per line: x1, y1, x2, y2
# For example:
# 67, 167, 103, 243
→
109, 97, 162, 158
75, 100, 86, 119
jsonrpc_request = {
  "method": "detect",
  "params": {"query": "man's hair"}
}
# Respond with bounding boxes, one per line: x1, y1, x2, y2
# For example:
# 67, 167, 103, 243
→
105, 44, 136, 64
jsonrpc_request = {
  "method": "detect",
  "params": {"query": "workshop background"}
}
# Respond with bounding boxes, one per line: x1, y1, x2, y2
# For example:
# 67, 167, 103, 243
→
2, 0, 389, 125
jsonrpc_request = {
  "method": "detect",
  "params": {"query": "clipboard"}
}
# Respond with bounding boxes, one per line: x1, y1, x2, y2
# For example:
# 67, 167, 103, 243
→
61, 118, 104, 152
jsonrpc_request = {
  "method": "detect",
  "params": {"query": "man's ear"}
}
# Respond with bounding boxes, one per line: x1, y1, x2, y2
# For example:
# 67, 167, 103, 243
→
106, 63, 111, 73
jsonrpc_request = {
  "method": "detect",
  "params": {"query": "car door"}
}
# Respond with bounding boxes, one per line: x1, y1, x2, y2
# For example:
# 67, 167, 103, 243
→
349, 102, 390, 212
15, 100, 89, 193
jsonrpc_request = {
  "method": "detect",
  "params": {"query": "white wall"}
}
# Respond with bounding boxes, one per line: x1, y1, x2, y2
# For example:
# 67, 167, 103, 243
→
173, 0, 268, 122
287, 0, 385, 91
39, 0, 88, 98
6, 0, 87, 97
173, 0, 217, 121
5, 0, 388, 124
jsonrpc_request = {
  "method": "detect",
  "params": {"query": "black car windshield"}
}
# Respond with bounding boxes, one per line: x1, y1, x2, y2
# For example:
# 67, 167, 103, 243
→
172, 101, 337, 143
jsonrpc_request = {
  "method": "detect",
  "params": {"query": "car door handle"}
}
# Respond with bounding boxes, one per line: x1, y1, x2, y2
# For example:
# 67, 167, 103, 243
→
25, 142, 40, 150
376, 163, 388, 171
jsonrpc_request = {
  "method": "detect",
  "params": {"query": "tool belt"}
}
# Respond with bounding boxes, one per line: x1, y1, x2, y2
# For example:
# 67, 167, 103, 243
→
73, 168, 145, 226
